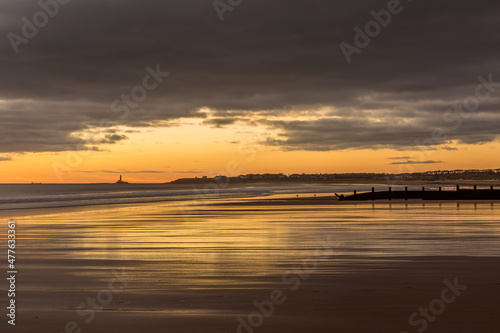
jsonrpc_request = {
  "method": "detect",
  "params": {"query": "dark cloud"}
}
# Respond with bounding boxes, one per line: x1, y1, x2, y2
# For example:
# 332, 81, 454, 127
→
0, 156, 12, 161
202, 118, 239, 128
388, 156, 412, 160
258, 107, 500, 151
390, 160, 444, 165
99, 134, 128, 144
1, 0, 500, 153
75, 170, 165, 174
172, 170, 205, 174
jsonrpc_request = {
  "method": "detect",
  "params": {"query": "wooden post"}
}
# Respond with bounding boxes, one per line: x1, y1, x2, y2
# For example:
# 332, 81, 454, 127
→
389, 187, 392, 201
405, 186, 408, 201
354, 190, 357, 196
372, 187, 375, 201
491, 185, 494, 191
474, 185, 477, 191
456, 185, 460, 191
439, 187, 442, 192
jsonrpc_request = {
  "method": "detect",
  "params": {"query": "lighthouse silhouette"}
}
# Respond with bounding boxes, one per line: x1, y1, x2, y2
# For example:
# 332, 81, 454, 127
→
116, 175, 128, 184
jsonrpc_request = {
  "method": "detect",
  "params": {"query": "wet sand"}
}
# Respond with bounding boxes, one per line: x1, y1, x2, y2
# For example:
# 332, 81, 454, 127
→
3, 199, 500, 332
12, 256, 500, 333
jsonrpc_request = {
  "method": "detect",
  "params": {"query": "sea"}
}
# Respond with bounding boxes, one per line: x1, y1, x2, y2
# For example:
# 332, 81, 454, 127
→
0, 183, 458, 211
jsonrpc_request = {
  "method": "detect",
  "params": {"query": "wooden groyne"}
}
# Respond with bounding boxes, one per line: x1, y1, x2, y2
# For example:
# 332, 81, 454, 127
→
344, 185, 500, 201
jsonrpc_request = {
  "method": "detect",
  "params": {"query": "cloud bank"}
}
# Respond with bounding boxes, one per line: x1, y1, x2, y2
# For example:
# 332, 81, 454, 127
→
1, 0, 499, 153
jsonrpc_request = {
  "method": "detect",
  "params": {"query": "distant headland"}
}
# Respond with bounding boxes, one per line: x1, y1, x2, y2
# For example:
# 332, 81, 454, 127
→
169, 169, 500, 184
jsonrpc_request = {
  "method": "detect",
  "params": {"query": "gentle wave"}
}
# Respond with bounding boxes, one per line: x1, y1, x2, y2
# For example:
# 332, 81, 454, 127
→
0, 183, 437, 211
0, 184, 344, 210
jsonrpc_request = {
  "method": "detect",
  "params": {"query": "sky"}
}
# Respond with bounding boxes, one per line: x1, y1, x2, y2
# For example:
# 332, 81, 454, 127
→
0, 0, 500, 183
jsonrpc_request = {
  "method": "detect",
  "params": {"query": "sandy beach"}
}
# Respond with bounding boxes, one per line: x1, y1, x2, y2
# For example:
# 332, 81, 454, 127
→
2, 195, 500, 332
13, 257, 500, 333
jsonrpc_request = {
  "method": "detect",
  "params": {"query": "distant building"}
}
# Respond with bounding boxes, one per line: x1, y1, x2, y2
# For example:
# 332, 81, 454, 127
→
116, 175, 128, 184
214, 175, 228, 182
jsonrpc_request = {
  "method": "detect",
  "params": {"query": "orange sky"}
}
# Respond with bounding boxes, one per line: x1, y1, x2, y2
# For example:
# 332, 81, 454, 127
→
1, 119, 498, 183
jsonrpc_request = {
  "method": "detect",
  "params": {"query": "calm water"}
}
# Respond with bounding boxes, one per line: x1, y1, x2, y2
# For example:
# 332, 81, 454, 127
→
0, 183, 451, 210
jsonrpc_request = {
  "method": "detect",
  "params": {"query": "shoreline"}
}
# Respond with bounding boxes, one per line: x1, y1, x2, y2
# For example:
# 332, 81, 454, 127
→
211, 195, 500, 207
3, 194, 500, 219
5, 189, 500, 332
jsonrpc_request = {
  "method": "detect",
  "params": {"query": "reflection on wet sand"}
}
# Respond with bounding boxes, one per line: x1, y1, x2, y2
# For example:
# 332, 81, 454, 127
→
6, 199, 500, 332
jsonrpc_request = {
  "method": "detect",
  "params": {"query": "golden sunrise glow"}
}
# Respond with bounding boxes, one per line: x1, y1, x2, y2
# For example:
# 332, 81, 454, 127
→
1, 115, 499, 183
